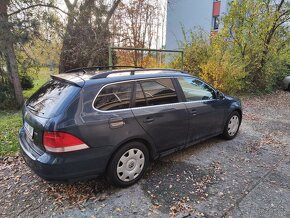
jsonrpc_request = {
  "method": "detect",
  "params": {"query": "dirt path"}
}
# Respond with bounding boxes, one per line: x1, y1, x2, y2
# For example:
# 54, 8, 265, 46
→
1, 90, 289, 218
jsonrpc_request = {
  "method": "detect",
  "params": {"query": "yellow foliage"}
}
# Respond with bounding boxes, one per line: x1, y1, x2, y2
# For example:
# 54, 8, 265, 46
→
200, 54, 247, 94
116, 51, 167, 68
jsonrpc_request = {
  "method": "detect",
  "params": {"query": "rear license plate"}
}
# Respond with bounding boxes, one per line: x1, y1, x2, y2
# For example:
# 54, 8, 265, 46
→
24, 122, 34, 140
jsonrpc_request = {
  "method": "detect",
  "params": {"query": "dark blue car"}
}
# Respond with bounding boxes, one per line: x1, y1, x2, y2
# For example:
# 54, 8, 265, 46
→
19, 68, 242, 187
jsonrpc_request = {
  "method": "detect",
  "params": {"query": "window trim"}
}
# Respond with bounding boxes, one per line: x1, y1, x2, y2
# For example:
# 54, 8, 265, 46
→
92, 76, 218, 113
92, 77, 181, 112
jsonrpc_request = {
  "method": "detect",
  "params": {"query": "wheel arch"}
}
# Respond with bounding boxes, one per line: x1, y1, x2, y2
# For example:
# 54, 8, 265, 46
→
105, 136, 158, 172
223, 107, 242, 129
234, 108, 242, 121
121, 138, 158, 161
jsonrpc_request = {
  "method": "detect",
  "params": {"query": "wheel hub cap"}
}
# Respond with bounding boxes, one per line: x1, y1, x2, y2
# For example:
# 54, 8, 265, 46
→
117, 148, 145, 182
127, 160, 136, 170
228, 115, 240, 136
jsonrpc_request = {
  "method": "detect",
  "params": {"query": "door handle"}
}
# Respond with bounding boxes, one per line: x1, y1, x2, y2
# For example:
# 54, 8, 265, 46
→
109, 117, 125, 128
143, 117, 155, 123
161, 108, 176, 113
191, 109, 197, 116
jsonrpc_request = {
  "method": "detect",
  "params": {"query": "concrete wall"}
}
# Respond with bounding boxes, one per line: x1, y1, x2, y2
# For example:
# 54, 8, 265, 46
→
165, 0, 231, 50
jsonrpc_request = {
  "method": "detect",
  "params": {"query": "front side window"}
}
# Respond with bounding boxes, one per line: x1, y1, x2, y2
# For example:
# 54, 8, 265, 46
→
134, 78, 178, 107
178, 77, 216, 102
94, 82, 133, 111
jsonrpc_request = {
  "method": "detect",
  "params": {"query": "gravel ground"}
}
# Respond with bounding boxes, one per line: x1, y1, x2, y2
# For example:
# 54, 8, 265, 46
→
0, 90, 289, 218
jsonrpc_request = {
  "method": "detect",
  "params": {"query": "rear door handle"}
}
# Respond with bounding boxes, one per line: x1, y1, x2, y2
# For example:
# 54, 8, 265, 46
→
109, 117, 125, 128
143, 117, 155, 123
191, 109, 197, 116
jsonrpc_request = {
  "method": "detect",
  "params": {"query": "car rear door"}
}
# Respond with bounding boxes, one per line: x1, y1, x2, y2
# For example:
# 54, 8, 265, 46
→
176, 76, 225, 144
131, 78, 188, 152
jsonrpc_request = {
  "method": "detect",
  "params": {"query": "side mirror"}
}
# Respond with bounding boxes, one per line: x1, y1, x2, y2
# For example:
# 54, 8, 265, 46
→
217, 91, 225, 99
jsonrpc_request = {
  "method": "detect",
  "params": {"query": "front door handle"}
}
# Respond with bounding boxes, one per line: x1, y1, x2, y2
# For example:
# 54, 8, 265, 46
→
143, 117, 155, 123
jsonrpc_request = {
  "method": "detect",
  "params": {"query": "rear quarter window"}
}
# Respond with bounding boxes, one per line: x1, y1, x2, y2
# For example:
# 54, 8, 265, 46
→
26, 79, 81, 118
94, 82, 133, 111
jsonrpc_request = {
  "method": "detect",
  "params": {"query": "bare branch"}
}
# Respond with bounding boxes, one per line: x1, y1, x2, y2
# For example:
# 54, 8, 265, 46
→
104, 0, 121, 27
276, 0, 285, 12
64, 0, 78, 12
8, 3, 68, 17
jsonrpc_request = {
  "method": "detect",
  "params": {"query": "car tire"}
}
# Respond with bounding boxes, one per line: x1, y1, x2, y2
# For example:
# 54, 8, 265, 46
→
106, 141, 149, 187
288, 83, 290, 91
222, 111, 241, 140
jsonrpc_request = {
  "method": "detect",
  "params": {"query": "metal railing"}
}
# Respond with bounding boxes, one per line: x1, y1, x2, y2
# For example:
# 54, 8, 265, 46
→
108, 46, 184, 70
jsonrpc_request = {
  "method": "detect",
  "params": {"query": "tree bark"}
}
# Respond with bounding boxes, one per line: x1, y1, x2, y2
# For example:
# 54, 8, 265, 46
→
0, 0, 24, 107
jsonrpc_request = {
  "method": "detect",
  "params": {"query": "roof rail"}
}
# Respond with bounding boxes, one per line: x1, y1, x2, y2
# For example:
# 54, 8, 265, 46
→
90, 68, 188, 79
64, 65, 144, 73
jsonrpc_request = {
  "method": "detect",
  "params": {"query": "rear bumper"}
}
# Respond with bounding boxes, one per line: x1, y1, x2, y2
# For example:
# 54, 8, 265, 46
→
19, 128, 112, 182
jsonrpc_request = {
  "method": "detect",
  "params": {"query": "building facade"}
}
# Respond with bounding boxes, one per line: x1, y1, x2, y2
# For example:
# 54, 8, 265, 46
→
165, 0, 231, 50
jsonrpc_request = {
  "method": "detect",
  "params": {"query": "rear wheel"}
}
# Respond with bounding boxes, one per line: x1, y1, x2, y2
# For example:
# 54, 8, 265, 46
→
222, 111, 241, 140
288, 83, 290, 91
106, 141, 149, 187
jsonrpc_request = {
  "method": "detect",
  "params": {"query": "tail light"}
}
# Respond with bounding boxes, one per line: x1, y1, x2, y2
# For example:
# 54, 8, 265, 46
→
43, 131, 89, 153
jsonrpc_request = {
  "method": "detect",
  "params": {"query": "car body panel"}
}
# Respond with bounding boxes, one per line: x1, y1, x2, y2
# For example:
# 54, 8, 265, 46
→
183, 99, 226, 143
19, 128, 110, 181
131, 103, 189, 152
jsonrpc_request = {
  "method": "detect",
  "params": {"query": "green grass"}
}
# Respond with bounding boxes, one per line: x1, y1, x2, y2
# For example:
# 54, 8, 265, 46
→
0, 67, 53, 157
0, 111, 22, 156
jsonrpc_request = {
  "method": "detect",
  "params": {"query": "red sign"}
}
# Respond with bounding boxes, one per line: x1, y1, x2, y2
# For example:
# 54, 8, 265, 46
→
213, 1, 221, 16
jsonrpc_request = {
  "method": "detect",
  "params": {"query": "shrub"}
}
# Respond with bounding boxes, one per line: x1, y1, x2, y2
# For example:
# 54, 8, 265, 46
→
20, 74, 34, 90
0, 81, 17, 110
170, 30, 211, 75
170, 0, 290, 94
200, 53, 247, 94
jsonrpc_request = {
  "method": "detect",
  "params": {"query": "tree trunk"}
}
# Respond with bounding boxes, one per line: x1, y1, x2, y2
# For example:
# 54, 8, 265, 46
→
58, 15, 75, 73
59, 0, 78, 73
0, 0, 24, 107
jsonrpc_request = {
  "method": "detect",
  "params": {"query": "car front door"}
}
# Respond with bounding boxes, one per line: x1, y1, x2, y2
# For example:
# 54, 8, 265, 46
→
131, 78, 189, 152
177, 76, 225, 144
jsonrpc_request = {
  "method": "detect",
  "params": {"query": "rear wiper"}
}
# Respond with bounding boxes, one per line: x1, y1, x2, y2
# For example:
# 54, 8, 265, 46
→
27, 105, 45, 114
27, 105, 37, 112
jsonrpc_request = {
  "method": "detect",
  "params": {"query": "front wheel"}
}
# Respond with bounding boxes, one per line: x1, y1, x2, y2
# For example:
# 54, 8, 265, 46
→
222, 111, 241, 140
106, 141, 149, 187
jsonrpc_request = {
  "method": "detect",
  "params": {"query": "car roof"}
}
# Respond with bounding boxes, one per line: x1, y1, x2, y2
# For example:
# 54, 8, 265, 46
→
52, 68, 194, 87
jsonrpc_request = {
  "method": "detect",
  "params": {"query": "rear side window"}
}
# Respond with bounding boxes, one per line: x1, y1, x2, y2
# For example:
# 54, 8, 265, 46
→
134, 78, 178, 107
26, 79, 81, 118
94, 82, 133, 111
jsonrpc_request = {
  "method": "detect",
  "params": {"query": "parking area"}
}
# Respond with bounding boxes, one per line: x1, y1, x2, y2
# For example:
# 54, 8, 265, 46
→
0, 91, 289, 217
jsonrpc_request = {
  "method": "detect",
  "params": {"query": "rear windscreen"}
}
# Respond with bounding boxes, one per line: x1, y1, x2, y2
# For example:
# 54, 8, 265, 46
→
26, 79, 80, 118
